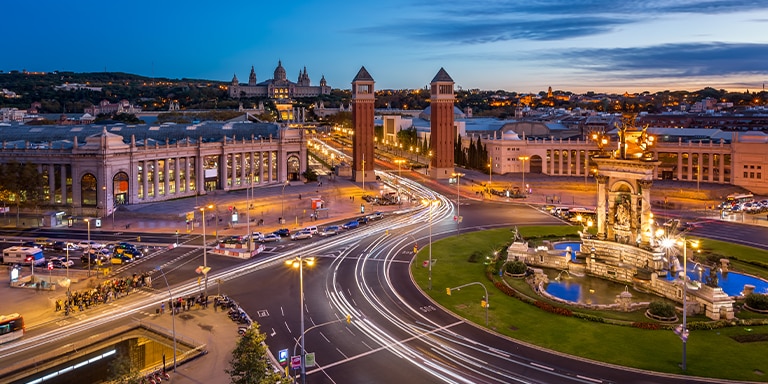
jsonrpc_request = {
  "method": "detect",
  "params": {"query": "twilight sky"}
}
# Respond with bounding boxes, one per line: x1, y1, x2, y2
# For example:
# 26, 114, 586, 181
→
4, 0, 768, 93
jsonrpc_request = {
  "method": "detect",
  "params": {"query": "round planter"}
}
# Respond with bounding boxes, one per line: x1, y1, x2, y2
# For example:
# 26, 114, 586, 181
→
645, 310, 678, 323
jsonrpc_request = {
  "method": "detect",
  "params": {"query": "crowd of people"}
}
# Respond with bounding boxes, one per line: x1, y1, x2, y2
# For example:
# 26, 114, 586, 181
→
160, 294, 209, 314
54, 273, 151, 315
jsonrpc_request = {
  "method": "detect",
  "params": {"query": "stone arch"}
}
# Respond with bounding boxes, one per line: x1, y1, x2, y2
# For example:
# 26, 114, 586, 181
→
529, 155, 544, 174
113, 171, 129, 205
81, 173, 97, 207
287, 154, 301, 181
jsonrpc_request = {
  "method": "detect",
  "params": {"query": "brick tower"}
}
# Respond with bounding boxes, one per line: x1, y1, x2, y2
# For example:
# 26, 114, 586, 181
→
429, 68, 455, 179
351, 66, 376, 185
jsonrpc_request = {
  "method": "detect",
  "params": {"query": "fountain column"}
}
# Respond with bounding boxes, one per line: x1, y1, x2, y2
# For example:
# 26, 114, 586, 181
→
596, 175, 608, 239
638, 180, 653, 247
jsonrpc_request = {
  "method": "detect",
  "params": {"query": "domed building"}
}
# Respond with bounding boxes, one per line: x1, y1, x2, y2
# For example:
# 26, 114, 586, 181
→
228, 60, 331, 99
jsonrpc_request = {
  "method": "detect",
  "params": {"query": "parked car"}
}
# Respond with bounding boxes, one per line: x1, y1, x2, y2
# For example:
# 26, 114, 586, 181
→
342, 220, 359, 230
366, 212, 384, 221
356, 217, 369, 225
291, 230, 313, 240
319, 226, 340, 236
260, 234, 281, 243
303, 226, 318, 235
250, 232, 265, 241
274, 228, 291, 237
76, 240, 104, 250
51, 257, 74, 268
49, 241, 77, 251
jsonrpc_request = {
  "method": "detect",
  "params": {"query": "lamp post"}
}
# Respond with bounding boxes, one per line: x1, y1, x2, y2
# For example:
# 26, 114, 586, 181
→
85, 218, 91, 277
199, 204, 213, 296
155, 266, 177, 372
423, 199, 438, 290
286, 255, 315, 384
394, 159, 405, 200
518, 156, 529, 194
661, 236, 699, 371
281, 180, 290, 222
451, 172, 464, 234
488, 157, 493, 190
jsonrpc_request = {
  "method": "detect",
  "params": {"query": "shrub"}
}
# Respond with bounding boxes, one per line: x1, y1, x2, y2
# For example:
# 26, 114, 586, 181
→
506, 261, 527, 275
648, 301, 675, 318
745, 293, 768, 310
467, 251, 484, 263
534, 301, 573, 317
631, 322, 661, 330
573, 313, 606, 323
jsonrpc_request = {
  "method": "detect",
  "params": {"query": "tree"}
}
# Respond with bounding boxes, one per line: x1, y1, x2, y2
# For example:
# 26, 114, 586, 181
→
0, 161, 45, 226
226, 324, 290, 384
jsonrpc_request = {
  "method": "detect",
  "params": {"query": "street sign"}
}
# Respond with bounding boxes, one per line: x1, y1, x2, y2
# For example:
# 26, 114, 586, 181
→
47, 262, 53, 270
278, 349, 288, 365
290, 355, 302, 369
305, 352, 315, 367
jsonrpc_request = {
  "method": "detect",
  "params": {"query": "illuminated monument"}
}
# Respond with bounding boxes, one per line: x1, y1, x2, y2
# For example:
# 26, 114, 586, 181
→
351, 67, 376, 185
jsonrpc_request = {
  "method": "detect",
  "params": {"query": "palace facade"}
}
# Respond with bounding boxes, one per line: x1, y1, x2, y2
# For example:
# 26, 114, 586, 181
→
0, 121, 307, 218
228, 61, 331, 99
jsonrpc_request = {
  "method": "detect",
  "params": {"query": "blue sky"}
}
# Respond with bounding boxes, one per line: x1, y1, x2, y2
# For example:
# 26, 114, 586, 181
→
4, 0, 768, 93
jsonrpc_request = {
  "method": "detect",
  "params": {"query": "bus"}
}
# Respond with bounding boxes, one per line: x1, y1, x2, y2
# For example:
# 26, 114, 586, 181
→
726, 193, 754, 203
2, 246, 45, 266
0, 313, 25, 344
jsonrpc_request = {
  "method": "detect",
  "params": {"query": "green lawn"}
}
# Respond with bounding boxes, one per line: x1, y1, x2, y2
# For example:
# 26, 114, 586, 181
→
412, 226, 768, 382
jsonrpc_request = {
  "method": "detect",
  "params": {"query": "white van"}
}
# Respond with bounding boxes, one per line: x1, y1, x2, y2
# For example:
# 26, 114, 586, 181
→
2, 246, 46, 266
303, 226, 318, 235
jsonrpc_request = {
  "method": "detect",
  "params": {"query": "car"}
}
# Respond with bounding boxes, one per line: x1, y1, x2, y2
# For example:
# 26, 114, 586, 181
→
291, 230, 313, 240
366, 212, 384, 221
260, 234, 281, 243
303, 226, 318, 235
356, 217, 369, 225
342, 220, 359, 230
21, 241, 39, 248
51, 241, 78, 251
34, 238, 52, 247
274, 228, 291, 237
51, 257, 74, 268
110, 254, 133, 264
319, 226, 340, 236
76, 240, 104, 250
250, 232, 265, 241
81, 253, 107, 264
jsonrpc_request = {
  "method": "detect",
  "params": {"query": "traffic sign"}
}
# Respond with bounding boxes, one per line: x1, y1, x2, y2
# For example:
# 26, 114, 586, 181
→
305, 352, 315, 367
278, 349, 288, 365
47, 262, 53, 270
290, 355, 302, 369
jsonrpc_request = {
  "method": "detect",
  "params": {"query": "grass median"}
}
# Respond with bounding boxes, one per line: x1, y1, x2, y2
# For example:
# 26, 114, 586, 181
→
411, 226, 768, 382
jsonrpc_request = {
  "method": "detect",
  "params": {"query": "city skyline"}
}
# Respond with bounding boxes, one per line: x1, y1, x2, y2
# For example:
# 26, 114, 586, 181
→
4, 0, 768, 94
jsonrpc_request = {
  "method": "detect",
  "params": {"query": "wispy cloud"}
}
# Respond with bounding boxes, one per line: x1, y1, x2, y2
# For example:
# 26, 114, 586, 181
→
365, 0, 767, 44
553, 42, 768, 79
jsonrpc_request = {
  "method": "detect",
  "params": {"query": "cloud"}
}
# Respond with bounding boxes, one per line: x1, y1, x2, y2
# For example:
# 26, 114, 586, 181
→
551, 42, 768, 79
364, 0, 767, 45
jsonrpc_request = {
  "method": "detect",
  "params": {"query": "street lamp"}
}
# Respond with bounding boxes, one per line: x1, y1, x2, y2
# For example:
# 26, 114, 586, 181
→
661, 236, 699, 371
394, 159, 406, 200
518, 156, 530, 194
487, 157, 493, 190
422, 199, 438, 290
155, 266, 177, 373
199, 204, 214, 296
281, 180, 290, 223
451, 172, 465, 234
85, 218, 91, 277
286, 255, 315, 384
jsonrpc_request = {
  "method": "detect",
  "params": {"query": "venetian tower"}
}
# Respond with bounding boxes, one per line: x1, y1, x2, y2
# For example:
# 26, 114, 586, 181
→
429, 68, 455, 179
351, 66, 376, 185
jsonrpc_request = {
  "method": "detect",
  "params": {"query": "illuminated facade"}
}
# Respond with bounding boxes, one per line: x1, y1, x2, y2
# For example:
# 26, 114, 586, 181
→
0, 121, 306, 217
228, 61, 331, 99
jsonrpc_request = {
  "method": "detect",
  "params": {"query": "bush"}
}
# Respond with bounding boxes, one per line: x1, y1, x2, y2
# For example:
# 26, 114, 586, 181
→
648, 301, 675, 318
467, 251, 484, 263
506, 261, 527, 275
631, 322, 661, 330
534, 301, 573, 317
745, 293, 768, 310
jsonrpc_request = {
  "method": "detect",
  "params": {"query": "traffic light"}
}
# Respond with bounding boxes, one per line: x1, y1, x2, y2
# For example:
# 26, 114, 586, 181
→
481, 300, 487, 308
346, 314, 351, 324
446, 288, 451, 296
228, 206, 233, 212
137, 236, 141, 242
413, 244, 418, 253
